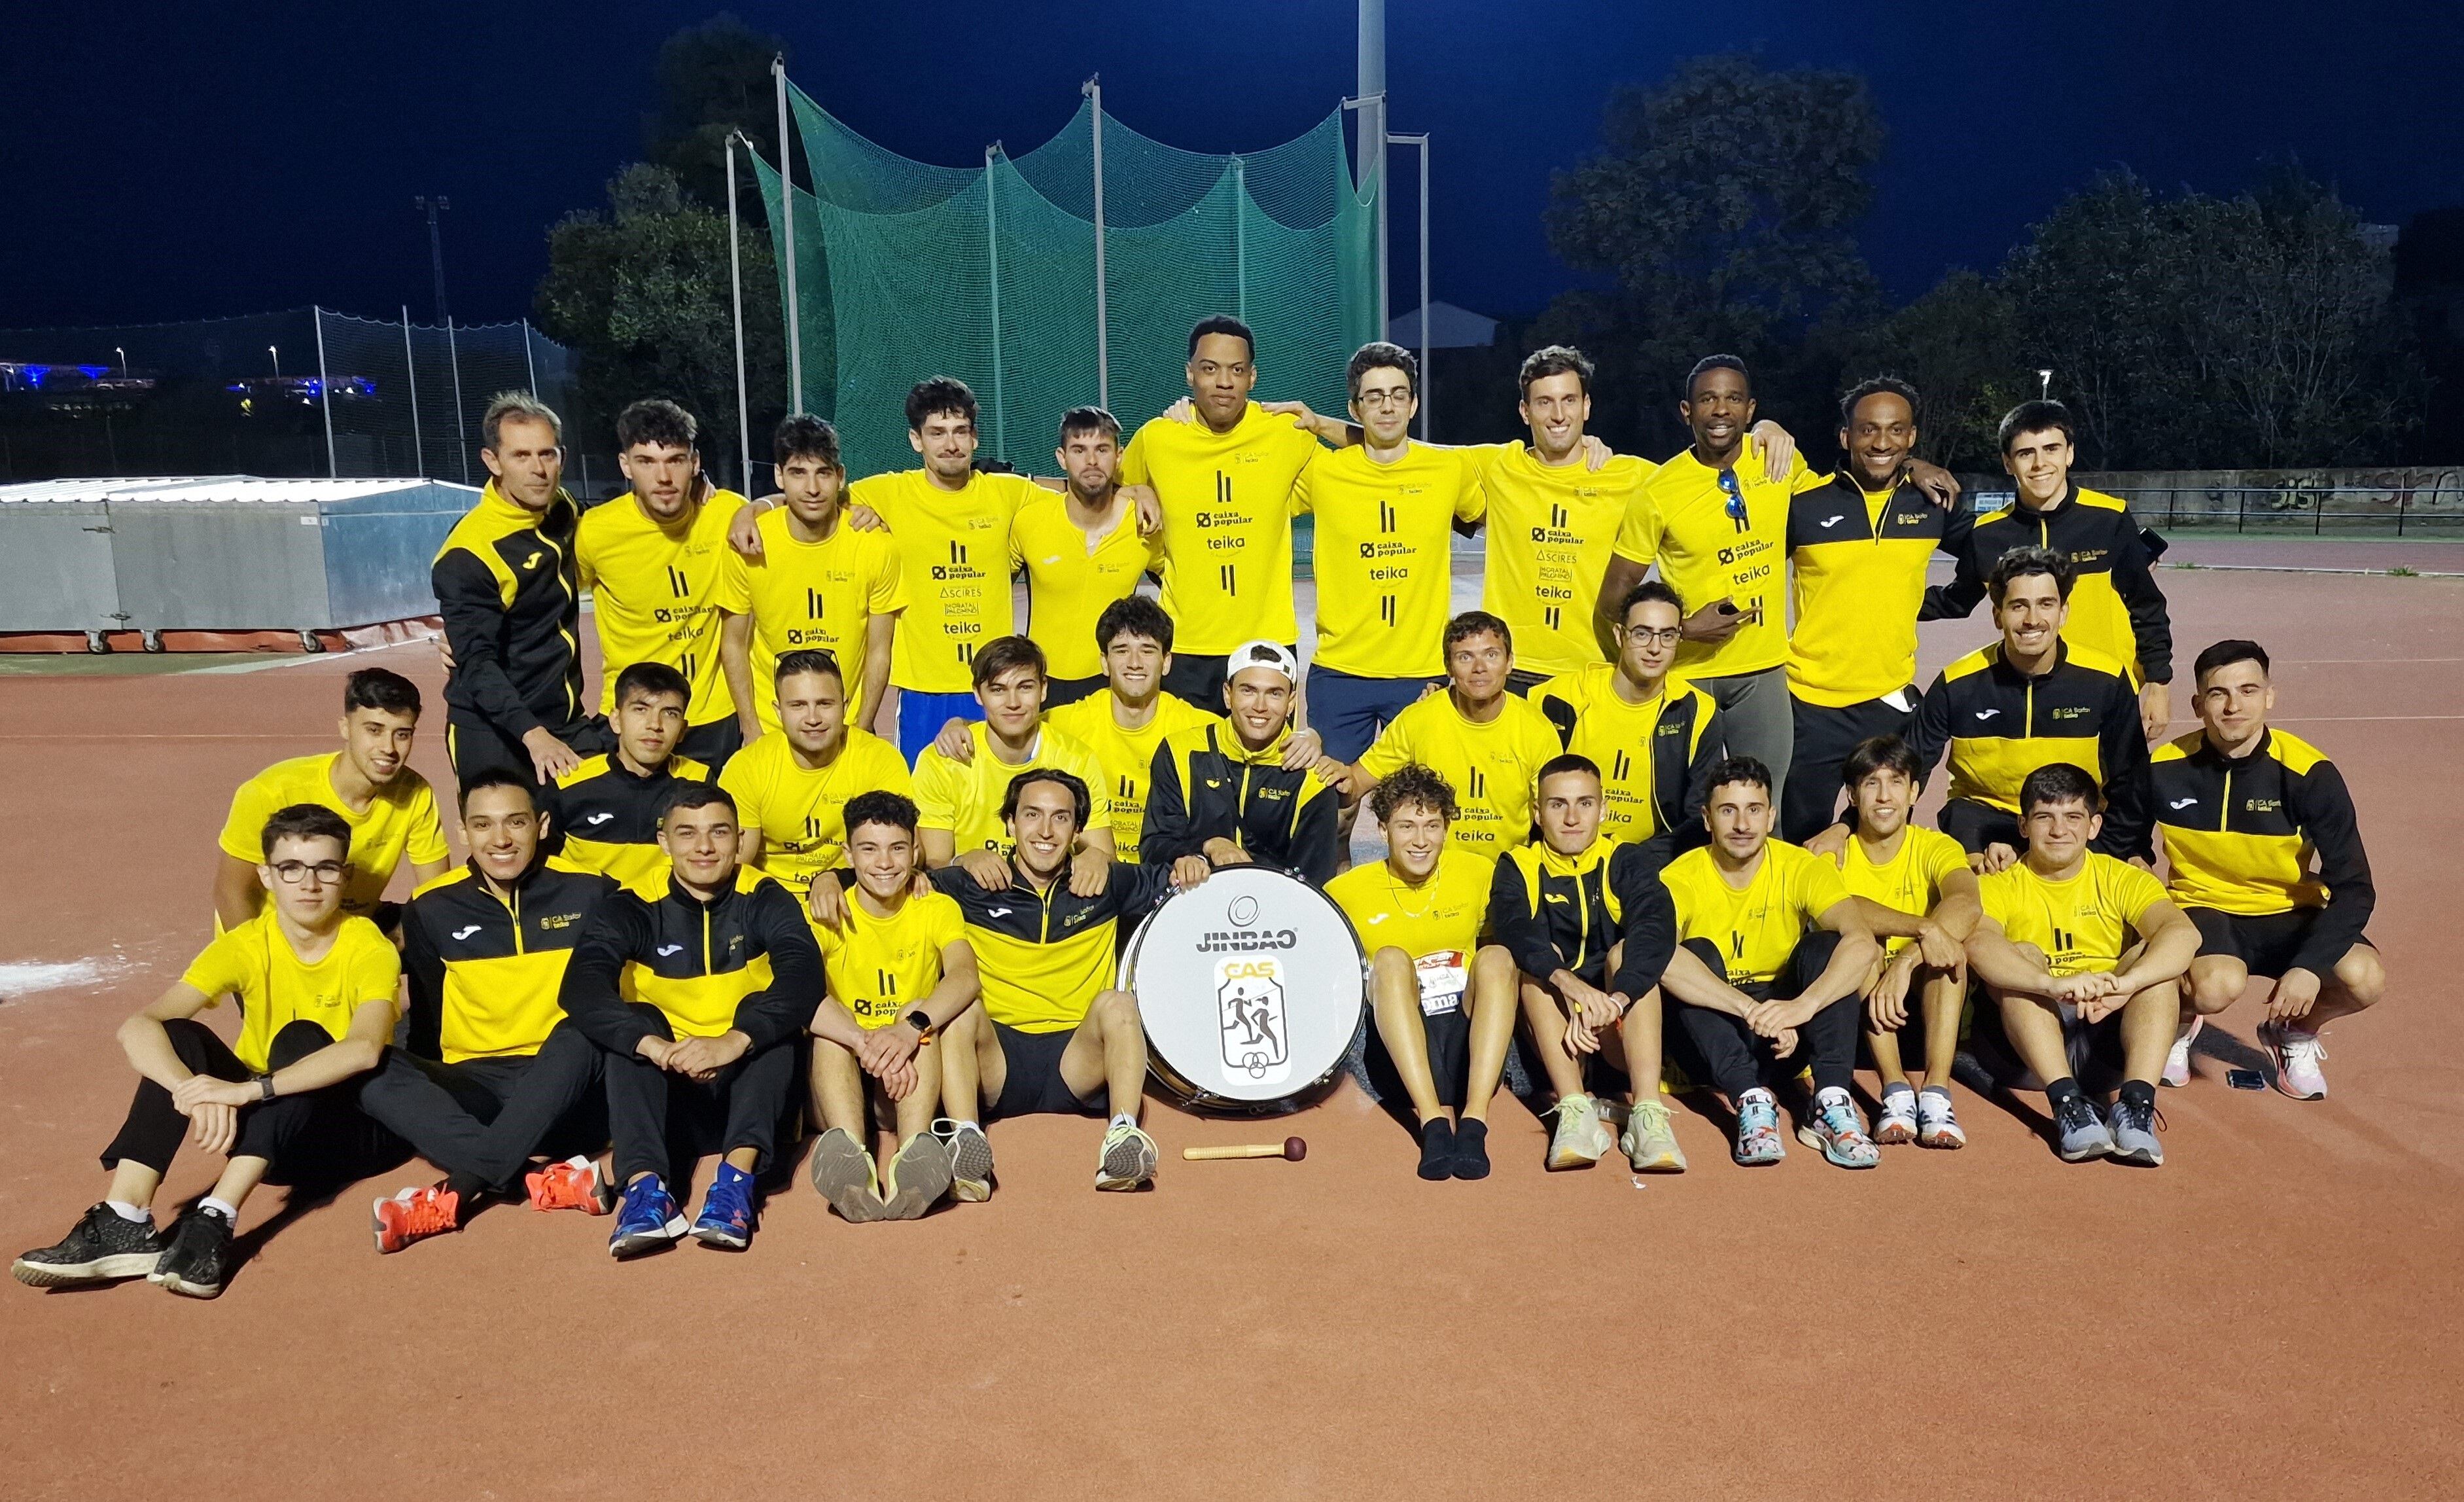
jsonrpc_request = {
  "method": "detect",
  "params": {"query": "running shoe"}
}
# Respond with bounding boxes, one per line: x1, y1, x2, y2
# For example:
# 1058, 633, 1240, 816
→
690, 1163, 757, 1250
809, 1126, 887, 1224
1874, 1084, 1920, 1145
882, 1133, 953, 1219
11, 1204, 167, 1289
2053, 1093, 2115, 1162
150, 1206, 235, 1298
1417, 1117, 1456, 1181
607, 1177, 688, 1259
1545, 1092, 1613, 1170
1095, 1120, 1159, 1192
1733, 1088, 1786, 1166
1916, 1086, 1967, 1150
370, 1185, 460, 1255
1797, 1086, 1880, 1169
2259, 1022, 2329, 1101
2161, 1016, 2202, 1088
2108, 1096, 2164, 1167
1619, 1099, 1687, 1173
526, 1155, 613, 1215
936, 1118, 995, 1203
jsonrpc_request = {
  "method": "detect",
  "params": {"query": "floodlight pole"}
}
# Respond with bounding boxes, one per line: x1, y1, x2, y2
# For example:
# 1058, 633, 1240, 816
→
414, 197, 451, 323
986, 143, 1006, 461
727, 132, 753, 490
446, 315, 470, 484
1232, 157, 1247, 323
1084, 76, 1109, 410
402, 305, 423, 476
1344, 93, 1391, 344
773, 56, 803, 414
1386, 132, 1431, 439
1358, 0, 1388, 334
313, 307, 336, 478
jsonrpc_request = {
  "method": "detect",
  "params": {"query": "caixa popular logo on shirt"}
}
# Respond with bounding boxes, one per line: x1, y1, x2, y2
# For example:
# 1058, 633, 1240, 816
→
1715, 537, 1776, 567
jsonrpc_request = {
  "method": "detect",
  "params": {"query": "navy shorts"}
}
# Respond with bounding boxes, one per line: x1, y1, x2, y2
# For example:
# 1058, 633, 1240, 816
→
898, 689, 984, 765
1307, 665, 1439, 762
989, 1020, 1106, 1120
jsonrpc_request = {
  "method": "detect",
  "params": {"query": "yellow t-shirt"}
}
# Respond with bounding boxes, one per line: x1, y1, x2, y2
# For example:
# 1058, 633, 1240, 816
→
1979, 853, 2168, 976
216, 753, 449, 919
1119, 403, 1321, 653
1466, 442, 1658, 677
715, 507, 906, 734
817, 889, 966, 1029
1620, 441, 1823, 679
849, 469, 1036, 694
1529, 664, 1717, 846
911, 721, 1116, 855
720, 727, 915, 898
1838, 825, 1971, 957
1659, 840, 1850, 986
1356, 691, 1563, 861
1294, 442, 1486, 678
1326, 846, 1491, 961
180, 910, 401, 1073
575, 488, 749, 724
1044, 692, 1219, 860
1010, 491, 1160, 682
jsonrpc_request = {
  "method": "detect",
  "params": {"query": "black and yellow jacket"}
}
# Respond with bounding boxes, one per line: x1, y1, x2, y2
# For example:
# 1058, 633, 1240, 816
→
927, 857, 1178, 1033
433, 480, 588, 738
402, 855, 618, 1064
558, 867, 820, 1048
548, 752, 714, 893
1785, 476, 1960, 707
1486, 835, 1676, 997
1923, 484, 2174, 685
1140, 723, 1342, 885
1530, 668, 1719, 853
1909, 640, 2153, 860
2154, 728, 2373, 971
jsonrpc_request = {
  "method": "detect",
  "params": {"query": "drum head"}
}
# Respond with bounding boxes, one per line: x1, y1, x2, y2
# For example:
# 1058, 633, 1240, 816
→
1122, 867, 1366, 1109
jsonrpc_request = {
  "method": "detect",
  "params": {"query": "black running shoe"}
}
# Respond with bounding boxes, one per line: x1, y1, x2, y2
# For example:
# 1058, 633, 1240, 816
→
150, 1206, 235, 1299
1417, 1118, 1456, 1181
12, 1204, 169, 1289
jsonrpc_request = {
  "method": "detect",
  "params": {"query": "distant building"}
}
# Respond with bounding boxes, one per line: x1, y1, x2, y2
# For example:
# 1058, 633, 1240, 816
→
1387, 300, 1497, 350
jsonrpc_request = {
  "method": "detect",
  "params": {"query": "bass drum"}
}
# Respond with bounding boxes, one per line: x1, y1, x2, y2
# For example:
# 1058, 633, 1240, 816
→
1121, 867, 1367, 1115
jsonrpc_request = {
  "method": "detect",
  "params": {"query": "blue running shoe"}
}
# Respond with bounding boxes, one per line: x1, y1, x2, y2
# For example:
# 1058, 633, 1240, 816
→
608, 1176, 686, 1260
691, 1164, 758, 1250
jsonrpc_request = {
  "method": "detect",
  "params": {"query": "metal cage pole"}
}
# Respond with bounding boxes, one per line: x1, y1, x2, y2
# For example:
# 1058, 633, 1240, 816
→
312, 307, 337, 477
446, 315, 470, 484
400, 305, 423, 476
1388, 132, 1431, 440
773, 56, 803, 413
1233, 156, 1247, 323
727, 132, 753, 491
1083, 77, 1109, 410
986, 143, 1005, 461
522, 318, 540, 394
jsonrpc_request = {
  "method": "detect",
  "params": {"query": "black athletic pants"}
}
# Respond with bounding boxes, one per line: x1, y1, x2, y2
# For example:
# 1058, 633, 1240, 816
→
1940, 798, 2024, 855
101, 1018, 403, 1185
357, 1022, 606, 1200
1666, 931, 1859, 1098
1782, 692, 1916, 844
447, 710, 610, 794
601, 1003, 796, 1187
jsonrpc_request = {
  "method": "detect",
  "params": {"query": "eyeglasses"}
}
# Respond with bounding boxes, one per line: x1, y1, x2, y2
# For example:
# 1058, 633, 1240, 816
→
269, 860, 347, 885
1355, 388, 1414, 410
1625, 627, 1683, 647
1716, 467, 1748, 525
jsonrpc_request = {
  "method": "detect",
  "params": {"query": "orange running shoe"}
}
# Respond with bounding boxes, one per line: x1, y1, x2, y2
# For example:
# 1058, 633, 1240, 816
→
526, 1156, 612, 1215
370, 1185, 460, 1255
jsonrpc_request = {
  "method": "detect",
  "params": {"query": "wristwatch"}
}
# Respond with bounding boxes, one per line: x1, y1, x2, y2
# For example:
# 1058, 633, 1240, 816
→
903, 1008, 934, 1034
257, 1074, 278, 1103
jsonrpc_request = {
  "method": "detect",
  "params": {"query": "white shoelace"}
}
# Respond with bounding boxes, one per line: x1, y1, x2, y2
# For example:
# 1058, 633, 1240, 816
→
2280, 1030, 2327, 1065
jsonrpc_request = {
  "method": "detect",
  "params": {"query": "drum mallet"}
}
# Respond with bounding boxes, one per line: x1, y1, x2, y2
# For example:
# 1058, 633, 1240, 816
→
1182, 1137, 1307, 1162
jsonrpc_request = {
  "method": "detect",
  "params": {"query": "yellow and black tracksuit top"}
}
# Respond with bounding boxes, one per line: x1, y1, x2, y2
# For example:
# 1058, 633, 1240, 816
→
1785, 476, 1958, 707
1909, 641, 2153, 860
432, 481, 587, 739
558, 867, 821, 1049
548, 753, 714, 893
1530, 665, 1719, 853
2153, 728, 2374, 972
1485, 835, 1676, 997
926, 857, 1178, 1033
1140, 722, 1343, 885
401, 856, 619, 1064
1924, 485, 2174, 685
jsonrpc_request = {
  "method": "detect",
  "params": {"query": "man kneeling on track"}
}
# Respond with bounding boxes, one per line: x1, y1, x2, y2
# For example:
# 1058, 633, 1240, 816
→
1658, 757, 1884, 1169
2155, 639, 2383, 1098
934, 769, 1212, 1192
805, 792, 979, 1223
1487, 755, 1681, 1176
559, 785, 822, 1257
1966, 763, 2200, 1166
15, 807, 401, 1300
1326, 764, 1521, 1181
361, 774, 622, 1253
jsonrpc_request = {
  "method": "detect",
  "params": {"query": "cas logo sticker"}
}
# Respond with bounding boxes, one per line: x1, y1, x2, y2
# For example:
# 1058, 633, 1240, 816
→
1216, 957, 1290, 1084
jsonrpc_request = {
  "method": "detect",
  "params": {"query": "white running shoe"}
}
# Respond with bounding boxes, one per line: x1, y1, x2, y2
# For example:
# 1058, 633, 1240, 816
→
1916, 1086, 1967, 1149
2161, 1016, 2202, 1088
1547, 1092, 1614, 1170
1874, 1086, 1919, 1145
2259, 1022, 2329, 1100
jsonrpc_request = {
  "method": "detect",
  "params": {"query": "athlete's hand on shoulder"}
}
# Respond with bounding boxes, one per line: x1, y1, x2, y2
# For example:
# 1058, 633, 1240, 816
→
1124, 484, 1162, 537
1750, 421, 1795, 484
1201, 838, 1254, 868
1904, 459, 1962, 510
1806, 823, 1852, 864
1681, 597, 1747, 646
807, 878, 851, 930
1066, 846, 1113, 897
1280, 728, 1324, 772
1311, 755, 1354, 792
932, 718, 976, 763
846, 505, 886, 532
1164, 397, 1195, 425
2266, 967, 2322, 1021
173, 1075, 254, 1114
957, 849, 1012, 891
1580, 434, 1615, 473
188, 1101, 238, 1156
2139, 681, 2171, 743
1973, 842, 2019, 874
728, 499, 772, 559
1169, 854, 1212, 889
523, 726, 583, 783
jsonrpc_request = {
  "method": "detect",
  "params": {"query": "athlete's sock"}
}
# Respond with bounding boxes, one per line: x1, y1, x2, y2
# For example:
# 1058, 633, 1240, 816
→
1416, 1117, 1455, 1181
105, 1200, 150, 1224
199, 1196, 239, 1223
1108, 1113, 1136, 1134
1918, 1083, 1953, 1100
2118, 1079, 2157, 1113
2044, 1076, 2083, 1110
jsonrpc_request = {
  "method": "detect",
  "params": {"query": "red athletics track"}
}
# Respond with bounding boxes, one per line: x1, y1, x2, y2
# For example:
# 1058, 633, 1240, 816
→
0, 567, 2459, 1500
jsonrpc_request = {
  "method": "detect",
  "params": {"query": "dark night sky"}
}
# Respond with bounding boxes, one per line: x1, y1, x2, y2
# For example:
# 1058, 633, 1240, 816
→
7, 1, 2462, 332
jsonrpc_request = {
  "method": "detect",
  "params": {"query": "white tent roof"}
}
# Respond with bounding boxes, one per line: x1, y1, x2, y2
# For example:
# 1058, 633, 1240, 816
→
0, 476, 444, 505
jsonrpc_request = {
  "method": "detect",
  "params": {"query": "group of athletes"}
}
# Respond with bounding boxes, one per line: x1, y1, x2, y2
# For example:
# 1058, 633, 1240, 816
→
11, 314, 2385, 1298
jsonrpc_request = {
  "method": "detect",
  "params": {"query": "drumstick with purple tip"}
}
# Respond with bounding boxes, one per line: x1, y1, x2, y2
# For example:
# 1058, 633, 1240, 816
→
1182, 1137, 1307, 1162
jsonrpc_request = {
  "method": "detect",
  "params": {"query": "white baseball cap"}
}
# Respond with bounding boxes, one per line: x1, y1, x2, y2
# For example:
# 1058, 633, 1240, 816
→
1226, 640, 1299, 687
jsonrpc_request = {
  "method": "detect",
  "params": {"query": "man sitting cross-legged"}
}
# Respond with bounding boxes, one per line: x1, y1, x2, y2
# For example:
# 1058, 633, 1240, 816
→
1657, 757, 1884, 1169
14, 806, 402, 1299
357, 774, 623, 1253
805, 792, 979, 1222
1830, 736, 1982, 1150
559, 785, 822, 1257
1966, 762, 2200, 1166
1486, 755, 1681, 1177
1325, 764, 1521, 1181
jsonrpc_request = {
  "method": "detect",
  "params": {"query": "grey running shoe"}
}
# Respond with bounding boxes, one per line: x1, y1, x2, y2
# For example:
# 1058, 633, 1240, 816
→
1096, 1120, 1158, 1191
2054, 1093, 2115, 1162
12, 1204, 168, 1288
881, 1133, 954, 1219
809, 1127, 889, 1223
936, 1118, 995, 1202
2108, 1096, 2164, 1166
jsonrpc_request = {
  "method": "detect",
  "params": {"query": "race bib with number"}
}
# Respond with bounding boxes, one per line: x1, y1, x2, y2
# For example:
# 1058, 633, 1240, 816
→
1415, 950, 1468, 1016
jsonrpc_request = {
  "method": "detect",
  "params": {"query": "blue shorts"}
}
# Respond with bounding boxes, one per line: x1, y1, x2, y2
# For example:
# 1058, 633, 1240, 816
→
1307, 665, 1439, 762
897, 690, 983, 765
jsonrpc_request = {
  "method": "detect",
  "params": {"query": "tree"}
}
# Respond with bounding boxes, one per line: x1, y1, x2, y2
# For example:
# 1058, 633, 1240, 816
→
647, 14, 791, 211
1844, 269, 2024, 471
